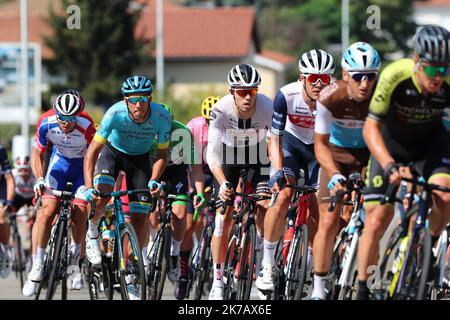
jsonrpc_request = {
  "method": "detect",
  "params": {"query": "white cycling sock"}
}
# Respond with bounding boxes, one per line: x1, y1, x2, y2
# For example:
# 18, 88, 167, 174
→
149, 225, 157, 242
262, 240, 278, 267
87, 220, 100, 239
213, 263, 224, 287
311, 275, 327, 300
36, 247, 45, 265
142, 247, 149, 267
171, 239, 181, 257
256, 230, 264, 251
306, 246, 313, 271
69, 243, 81, 261
32, 254, 37, 266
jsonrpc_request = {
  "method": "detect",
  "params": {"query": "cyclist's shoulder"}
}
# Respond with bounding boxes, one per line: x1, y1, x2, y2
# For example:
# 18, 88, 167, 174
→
186, 116, 205, 128
318, 80, 344, 108
278, 81, 301, 97
377, 58, 414, 86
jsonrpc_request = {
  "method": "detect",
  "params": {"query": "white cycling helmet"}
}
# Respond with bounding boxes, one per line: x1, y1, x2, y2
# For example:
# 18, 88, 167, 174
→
227, 64, 261, 88
53, 92, 82, 116
14, 155, 31, 170
299, 49, 335, 75
341, 42, 381, 71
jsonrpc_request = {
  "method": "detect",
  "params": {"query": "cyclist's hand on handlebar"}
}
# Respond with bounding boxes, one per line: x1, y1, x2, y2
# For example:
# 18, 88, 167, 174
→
148, 180, 162, 198
383, 162, 401, 185
85, 187, 100, 202
33, 177, 46, 197
193, 193, 205, 209
328, 173, 347, 196
219, 181, 233, 202
268, 169, 287, 193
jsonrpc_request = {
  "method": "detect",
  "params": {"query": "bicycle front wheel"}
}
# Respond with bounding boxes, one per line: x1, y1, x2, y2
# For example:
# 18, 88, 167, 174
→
12, 231, 24, 289
395, 227, 431, 300
147, 224, 171, 300
117, 223, 146, 300
193, 224, 213, 300
46, 220, 67, 300
285, 224, 308, 300
236, 223, 256, 300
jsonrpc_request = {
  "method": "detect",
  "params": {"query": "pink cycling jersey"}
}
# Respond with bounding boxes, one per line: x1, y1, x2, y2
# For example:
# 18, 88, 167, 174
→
186, 116, 208, 165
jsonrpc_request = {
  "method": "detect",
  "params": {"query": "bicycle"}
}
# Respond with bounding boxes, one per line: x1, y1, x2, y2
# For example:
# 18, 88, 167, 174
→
146, 192, 193, 300
326, 172, 365, 300
430, 223, 450, 300
275, 183, 316, 300
90, 188, 149, 300
35, 183, 81, 300
190, 199, 216, 300
379, 174, 450, 300
222, 170, 274, 300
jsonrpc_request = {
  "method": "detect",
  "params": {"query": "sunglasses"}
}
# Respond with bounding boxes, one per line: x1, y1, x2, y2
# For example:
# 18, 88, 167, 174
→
305, 74, 331, 85
233, 88, 258, 98
422, 64, 450, 78
57, 115, 77, 123
126, 96, 151, 104
18, 168, 30, 173
348, 72, 378, 82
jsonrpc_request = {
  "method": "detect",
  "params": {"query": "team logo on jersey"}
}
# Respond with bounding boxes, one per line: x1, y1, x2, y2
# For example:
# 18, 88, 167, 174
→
288, 115, 315, 128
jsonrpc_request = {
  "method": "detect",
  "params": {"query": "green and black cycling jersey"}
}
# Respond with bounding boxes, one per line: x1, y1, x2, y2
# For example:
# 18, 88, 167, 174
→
368, 58, 449, 153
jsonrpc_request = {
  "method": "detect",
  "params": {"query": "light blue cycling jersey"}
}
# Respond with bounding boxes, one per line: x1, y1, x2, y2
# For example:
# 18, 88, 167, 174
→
94, 101, 171, 155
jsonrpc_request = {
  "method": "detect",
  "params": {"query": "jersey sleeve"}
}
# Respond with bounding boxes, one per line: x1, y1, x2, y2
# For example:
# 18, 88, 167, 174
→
0, 146, 12, 174
314, 102, 333, 135
34, 118, 49, 152
369, 59, 413, 122
270, 90, 288, 136
94, 108, 114, 144
84, 122, 96, 144
206, 107, 223, 170
157, 115, 171, 150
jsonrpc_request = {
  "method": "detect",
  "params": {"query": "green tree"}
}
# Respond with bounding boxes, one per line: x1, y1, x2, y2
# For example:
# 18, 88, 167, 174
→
43, 0, 147, 107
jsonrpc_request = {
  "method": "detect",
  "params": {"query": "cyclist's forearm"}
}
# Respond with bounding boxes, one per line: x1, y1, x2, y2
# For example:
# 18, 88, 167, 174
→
363, 117, 394, 168
84, 141, 103, 188
5, 174, 14, 202
211, 166, 227, 186
269, 135, 283, 171
314, 134, 340, 177
191, 164, 205, 194
150, 148, 168, 181
32, 148, 46, 180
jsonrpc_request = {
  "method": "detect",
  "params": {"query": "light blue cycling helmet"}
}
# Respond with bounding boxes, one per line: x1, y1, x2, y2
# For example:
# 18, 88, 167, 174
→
121, 76, 153, 96
341, 42, 381, 71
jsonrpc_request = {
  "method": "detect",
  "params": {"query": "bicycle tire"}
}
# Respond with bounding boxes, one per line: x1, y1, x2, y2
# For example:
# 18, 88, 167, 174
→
236, 222, 256, 300
337, 235, 359, 300
272, 239, 285, 300
224, 224, 239, 300
45, 218, 67, 300
193, 225, 213, 300
395, 226, 431, 300
13, 231, 24, 289
34, 234, 56, 300
102, 256, 114, 300
285, 224, 308, 300
117, 222, 146, 300
327, 230, 345, 300
378, 224, 404, 300
147, 224, 171, 300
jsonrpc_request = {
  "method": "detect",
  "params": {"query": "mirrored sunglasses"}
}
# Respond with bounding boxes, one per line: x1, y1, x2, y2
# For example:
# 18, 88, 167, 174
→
306, 74, 331, 85
422, 65, 450, 78
57, 115, 77, 123
234, 88, 258, 98
127, 96, 151, 104
349, 72, 378, 82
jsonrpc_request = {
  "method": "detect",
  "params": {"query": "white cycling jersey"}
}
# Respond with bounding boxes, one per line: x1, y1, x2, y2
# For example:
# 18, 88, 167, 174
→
206, 93, 273, 170
12, 169, 35, 199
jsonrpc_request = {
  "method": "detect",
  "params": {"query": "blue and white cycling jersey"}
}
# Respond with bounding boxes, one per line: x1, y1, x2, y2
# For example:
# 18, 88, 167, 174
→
94, 101, 171, 155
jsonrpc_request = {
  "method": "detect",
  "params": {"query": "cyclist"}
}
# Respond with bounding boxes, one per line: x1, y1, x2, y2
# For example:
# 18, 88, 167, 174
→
257, 49, 335, 296
12, 156, 36, 214
23, 92, 95, 297
0, 144, 15, 279
171, 96, 221, 300
83, 76, 171, 298
358, 25, 450, 300
206, 64, 273, 300
312, 42, 380, 300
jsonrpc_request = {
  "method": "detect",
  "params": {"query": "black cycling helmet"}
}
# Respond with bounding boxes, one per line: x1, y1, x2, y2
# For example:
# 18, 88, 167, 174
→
413, 25, 450, 63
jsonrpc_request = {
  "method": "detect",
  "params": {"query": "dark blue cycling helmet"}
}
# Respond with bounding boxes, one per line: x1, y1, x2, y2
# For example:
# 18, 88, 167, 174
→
121, 76, 153, 96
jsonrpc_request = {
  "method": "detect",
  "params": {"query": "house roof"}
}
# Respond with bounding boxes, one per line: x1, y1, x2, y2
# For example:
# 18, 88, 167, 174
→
135, 2, 259, 59
0, 0, 294, 65
414, 0, 450, 7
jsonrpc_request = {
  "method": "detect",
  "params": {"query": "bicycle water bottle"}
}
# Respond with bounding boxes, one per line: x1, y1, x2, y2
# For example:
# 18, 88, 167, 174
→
106, 229, 115, 257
